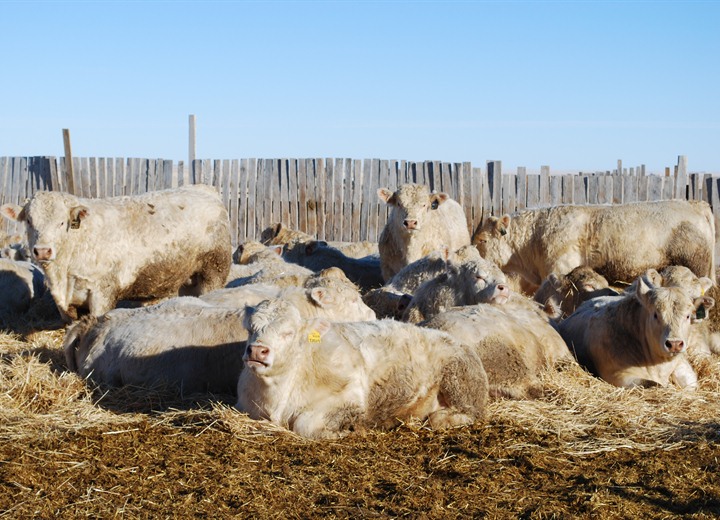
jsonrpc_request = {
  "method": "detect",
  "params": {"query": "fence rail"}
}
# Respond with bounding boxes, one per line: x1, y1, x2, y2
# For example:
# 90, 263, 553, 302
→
1, 155, 718, 246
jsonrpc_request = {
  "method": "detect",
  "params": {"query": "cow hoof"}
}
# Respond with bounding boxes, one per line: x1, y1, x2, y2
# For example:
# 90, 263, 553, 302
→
427, 410, 474, 429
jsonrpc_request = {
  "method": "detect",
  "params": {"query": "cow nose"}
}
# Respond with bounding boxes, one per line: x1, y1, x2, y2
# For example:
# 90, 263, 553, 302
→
33, 246, 53, 261
497, 284, 509, 295
403, 219, 418, 230
248, 344, 270, 362
665, 339, 685, 353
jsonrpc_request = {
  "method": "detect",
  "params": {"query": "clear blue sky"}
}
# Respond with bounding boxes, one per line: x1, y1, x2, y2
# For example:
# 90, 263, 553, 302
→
2, 0, 719, 174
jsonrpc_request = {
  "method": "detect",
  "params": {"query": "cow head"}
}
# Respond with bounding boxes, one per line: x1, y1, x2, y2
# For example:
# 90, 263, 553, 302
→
472, 215, 513, 268
455, 248, 510, 305
305, 285, 377, 321
641, 266, 714, 322
305, 267, 377, 321
537, 266, 615, 319
1, 192, 88, 265
636, 275, 714, 358
243, 299, 304, 375
378, 184, 449, 234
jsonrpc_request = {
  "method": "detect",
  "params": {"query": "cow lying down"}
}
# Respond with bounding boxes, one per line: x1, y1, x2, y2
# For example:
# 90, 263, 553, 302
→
558, 271, 715, 389
423, 300, 573, 399
64, 280, 376, 395
236, 299, 489, 439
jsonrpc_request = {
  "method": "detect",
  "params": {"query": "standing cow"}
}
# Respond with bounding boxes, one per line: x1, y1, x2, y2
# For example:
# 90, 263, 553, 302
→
473, 200, 716, 287
378, 183, 471, 281
1, 185, 232, 320
558, 272, 714, 389
236, 299, 488, 439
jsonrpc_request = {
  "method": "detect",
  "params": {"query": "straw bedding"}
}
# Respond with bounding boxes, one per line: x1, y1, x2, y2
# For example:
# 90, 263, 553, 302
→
2, 289, 720, 518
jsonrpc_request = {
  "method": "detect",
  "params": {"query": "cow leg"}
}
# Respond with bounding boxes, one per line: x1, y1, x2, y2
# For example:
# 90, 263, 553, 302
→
431, 348, 489, 429
87, 286, 116, 317
292, 404, 363, 440
671, 359, 698, 390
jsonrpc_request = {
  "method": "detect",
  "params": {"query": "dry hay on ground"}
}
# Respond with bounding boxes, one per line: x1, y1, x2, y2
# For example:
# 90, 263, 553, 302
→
1, 290, 720, 518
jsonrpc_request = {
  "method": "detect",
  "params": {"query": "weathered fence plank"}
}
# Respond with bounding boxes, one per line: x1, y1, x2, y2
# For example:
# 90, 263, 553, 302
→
1, 156, 716, 246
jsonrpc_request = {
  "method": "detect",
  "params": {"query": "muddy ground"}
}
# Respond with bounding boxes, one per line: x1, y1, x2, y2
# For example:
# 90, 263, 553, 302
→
2, 290, 720, 519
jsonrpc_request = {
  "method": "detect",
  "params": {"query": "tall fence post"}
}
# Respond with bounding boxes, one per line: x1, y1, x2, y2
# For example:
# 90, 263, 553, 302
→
189, 114, 196, 184
62, 129, 75, 195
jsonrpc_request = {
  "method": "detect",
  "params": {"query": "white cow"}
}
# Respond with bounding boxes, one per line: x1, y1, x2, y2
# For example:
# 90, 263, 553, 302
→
1, 185, 232, 321
423, 301, 573, 399
558, 273, 714, 389
473, 200, 716, 287
64, 279, 376, 394
378, 183, 471, 281
236, 299, 489, 439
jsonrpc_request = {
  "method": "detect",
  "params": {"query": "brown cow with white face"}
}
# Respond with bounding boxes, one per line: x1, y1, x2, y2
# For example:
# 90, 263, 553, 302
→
1, 185, 232, 321
378, 183, 471, 282
558, 272, 714, 389
236, 298, 488, 439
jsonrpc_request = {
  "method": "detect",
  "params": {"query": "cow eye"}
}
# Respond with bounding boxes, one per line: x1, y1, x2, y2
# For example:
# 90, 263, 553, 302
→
653, 312, 659, 321
430, 200, 439, 210
59, 221, 65, 228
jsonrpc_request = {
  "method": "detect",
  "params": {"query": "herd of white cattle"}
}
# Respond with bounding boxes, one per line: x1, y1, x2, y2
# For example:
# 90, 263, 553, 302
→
1, 182, 717, 439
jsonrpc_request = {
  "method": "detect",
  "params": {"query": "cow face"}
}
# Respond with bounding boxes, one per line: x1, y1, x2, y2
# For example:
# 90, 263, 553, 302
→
1, 192, 88, 265
636, 277, 714, 358
472, 215, 513, 268
659, 265, 715, 300
243, 299, 303, 375
306, 286, 377, 321
379, 184, 449, 235
459, 255, 509, 305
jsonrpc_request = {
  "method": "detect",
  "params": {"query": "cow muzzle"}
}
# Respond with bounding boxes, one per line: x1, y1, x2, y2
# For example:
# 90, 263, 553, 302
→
665, 339, 685, 355
403, 219, 418, 231
245, 342, 271, 368
491, 284, 510, 305
33, 245, 55, 263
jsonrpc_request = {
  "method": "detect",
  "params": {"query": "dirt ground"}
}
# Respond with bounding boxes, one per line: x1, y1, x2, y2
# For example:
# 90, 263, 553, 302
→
2, 289, 720, 518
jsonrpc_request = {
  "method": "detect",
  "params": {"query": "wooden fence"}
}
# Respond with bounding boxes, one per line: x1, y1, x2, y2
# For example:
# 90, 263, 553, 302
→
1, 155, 718, 246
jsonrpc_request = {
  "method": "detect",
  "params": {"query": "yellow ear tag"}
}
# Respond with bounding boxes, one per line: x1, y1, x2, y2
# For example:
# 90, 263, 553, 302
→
308, 330, 322, 343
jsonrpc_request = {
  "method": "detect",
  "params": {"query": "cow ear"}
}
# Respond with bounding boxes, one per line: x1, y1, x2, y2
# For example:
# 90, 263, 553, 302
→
0, 203, 25, 222
242, 305, 255, 330
635, 275, 652, 305
377, 188, 396, 205
309, 287, 336, 307
397, 293, 413, 313
305, 241, 319, 256
308, 318, 332, 336
548, 273, 562, 291
69, 206, 89, 229
430, 193, 449, 210
498, 215, 511, 236
232, 244, 245, 264
644, 269, 662, 287
696, 296, 715, 312
270, 245, 283, 257
699, 277, 714, 295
